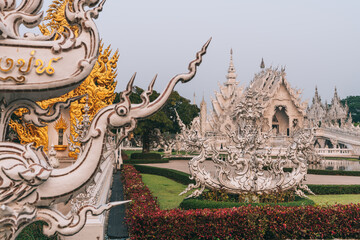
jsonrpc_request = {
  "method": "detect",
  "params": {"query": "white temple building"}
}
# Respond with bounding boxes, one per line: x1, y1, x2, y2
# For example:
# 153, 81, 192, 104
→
193, 50, 360, 156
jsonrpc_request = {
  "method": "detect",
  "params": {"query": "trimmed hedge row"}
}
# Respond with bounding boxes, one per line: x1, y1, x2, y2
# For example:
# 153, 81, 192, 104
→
122, 165, 360, 240
308, 169, 360, 176
179, 197, 314, 210
130, 152, 161, 160
282, 167, 360, 176
167, 156, 194, 160
133, 165, 360, 195
308, 184, 360, 195
124, 159, 169, 164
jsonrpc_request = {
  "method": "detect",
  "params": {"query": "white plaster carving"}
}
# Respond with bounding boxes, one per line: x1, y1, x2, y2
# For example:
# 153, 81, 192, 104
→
0, 0, 105, 102
180, 91, 315, 199
0, 1, 211, 239
48, 144, 59, 168
0, 34, 210, 239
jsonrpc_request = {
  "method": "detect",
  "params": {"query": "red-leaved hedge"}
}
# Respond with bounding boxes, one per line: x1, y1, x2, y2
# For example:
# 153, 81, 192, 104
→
122, 165, 360, 240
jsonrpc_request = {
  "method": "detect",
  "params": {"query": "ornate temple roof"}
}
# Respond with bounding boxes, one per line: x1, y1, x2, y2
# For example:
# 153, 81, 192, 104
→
225, 49, 238, 86
211, 49, 243, 119
247, 66, 307, 115
326, 87, 348, 121
207, 50, 244, 133
307, 86, 326, 122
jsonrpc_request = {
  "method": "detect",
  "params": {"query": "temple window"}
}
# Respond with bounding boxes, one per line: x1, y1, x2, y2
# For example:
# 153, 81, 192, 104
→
272, 106, 289, 136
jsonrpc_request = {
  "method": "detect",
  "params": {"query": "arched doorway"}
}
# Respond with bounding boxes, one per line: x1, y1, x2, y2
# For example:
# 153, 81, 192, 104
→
272, 106, 289, 136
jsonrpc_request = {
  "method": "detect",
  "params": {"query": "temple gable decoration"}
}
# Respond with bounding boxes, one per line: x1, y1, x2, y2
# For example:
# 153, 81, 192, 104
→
248, 65, 307, 136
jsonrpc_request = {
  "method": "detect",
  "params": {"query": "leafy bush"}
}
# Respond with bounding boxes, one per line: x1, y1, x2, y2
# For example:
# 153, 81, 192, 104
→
16, 221, 57, 240
309, 185, 360, 195
122, 165, 360, 240
121, 150, 129, 160
179, 197, 314, 210
199, 189, 299, 204
158, 148, 164, 152
130, 152, 161, 160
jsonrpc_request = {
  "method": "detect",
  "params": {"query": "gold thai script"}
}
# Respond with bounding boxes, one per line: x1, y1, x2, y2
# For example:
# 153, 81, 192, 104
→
0, 76, 26, 84
0, 51, 62, 76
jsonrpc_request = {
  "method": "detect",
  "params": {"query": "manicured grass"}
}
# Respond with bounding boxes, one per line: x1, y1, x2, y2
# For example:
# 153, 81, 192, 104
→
309, 194, 360, 206
141, 174, 189, 209
141, 173, 360, 209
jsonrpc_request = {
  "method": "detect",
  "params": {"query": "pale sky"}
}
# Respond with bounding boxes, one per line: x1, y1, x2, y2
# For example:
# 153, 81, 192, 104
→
41, 0, 360, 107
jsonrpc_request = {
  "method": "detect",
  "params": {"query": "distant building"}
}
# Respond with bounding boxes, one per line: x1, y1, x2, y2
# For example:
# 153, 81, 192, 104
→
194, 50, 359, 155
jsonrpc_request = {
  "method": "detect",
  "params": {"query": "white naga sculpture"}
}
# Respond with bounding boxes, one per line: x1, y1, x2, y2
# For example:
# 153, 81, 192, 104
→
180, 90, 315, 199
0, 0, 210, 239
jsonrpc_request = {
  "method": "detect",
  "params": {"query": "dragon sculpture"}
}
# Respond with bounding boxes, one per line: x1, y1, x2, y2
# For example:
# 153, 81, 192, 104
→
180, 90, 315, 199
0, 0, 211, 239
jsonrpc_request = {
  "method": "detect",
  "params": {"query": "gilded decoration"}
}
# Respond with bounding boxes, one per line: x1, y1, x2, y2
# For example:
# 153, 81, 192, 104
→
54, 115, 68, 131
54, 115, 68, 151
10, 0, 118, 156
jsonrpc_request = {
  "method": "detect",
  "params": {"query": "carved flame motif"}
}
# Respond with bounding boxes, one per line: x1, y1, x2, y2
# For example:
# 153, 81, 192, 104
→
180, 91, 315, 199
54, 115, 68, 131
11, 0, 118, 156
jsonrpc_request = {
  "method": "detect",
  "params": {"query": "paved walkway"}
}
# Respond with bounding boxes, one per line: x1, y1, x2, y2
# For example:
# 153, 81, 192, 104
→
142, 160, 360, 185
107, 172, 129, 240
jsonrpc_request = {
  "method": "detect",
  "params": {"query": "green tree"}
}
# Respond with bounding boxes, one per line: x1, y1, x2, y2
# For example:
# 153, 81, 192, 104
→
341, 96, 360, 123
114, 86, 199, 152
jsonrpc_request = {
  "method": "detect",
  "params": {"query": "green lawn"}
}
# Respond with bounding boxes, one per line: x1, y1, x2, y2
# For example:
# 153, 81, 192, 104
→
141, 174, 190, 209
141, 173, 360, 209
308, 194, 360, 205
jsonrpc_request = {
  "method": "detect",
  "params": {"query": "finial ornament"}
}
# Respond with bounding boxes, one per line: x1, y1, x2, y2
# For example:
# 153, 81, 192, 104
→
226, 48, 237, 84
260, 58, 265, 69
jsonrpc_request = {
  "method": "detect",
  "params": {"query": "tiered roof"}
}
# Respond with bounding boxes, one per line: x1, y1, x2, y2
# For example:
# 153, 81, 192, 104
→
247, 66, 307, 115
327, 87, 348, 122
209, 50, 243, 132
307, 86, 326, 125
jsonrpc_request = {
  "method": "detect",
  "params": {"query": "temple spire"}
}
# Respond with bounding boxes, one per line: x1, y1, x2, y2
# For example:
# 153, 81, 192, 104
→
225, 48, 237, 85
334, 86, 338, 99
331, 86, 340, 105
313, 86, 321, 104
260, 58, 265, 69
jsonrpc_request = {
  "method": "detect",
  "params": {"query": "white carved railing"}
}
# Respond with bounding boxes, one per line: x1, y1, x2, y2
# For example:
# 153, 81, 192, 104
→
315, 148, 354, 157
64, 136, 118, 240
316, 127, 360, 146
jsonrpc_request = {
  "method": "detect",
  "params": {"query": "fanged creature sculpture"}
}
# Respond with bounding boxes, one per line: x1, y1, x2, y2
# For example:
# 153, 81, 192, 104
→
180, 90, 315, 199
0, 0, 211, 239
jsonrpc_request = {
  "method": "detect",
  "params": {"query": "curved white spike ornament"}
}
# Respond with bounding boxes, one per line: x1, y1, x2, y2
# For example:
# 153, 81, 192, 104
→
180, 90, 316, 199
0, 0, 211, 239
